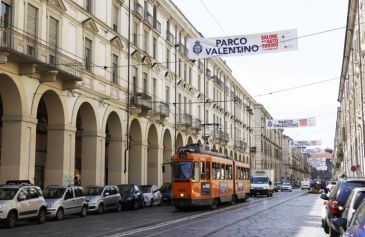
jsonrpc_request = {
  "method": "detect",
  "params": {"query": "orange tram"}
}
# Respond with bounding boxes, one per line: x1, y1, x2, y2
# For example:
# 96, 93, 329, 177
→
171, 144, 250, 209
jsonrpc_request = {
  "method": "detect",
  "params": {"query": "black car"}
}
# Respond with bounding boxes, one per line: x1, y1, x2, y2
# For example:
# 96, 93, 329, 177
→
321, 178, 365, 237
117, 184, 144, 210
160, 183, 172, 204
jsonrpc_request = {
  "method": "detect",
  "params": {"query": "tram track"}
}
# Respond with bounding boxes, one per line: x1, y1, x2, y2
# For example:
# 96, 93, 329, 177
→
101, 191, 306, 237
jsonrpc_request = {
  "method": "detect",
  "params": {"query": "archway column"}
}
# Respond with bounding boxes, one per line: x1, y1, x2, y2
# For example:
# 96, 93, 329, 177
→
0, 115, 37, 183
108, 136, 124, 185
147, 144, 163, 186
163, 148, 174, 183
81, 132, 105, 186
44, 124, 76, 186
128, 141, 146, 185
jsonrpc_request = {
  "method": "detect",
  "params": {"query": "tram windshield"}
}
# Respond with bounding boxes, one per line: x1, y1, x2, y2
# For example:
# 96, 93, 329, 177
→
173, 162, 192, 179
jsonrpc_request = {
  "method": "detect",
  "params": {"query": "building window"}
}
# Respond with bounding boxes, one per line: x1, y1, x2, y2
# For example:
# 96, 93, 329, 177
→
166, 48, 170, 69
112, 54, 118, 84
112, 4, 118, 32
188, 67, 192, 85
27, 4, 38, 57
0, 1, 11, 44
84, 38, 92, 71
183, 63, 187, 81
143, 72, 148, 94
133, 21, 138, 46
86, 0, 92, 13
198, 75, 201, 92
183, 97, 187, 114
48, 16, 58, 65
198, 105, 201, 120
132, 66, 138, 94
152, 37, 157, 59
143, 30, 148, 52
153, 77, 157, 99
165, 86, 170, 104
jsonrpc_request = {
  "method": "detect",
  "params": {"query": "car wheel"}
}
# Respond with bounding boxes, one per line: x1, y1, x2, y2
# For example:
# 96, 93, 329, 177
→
97, 204, 104, 215
6, 211, 17, 228
117, 202, 122, 212
322, 219, 329, 234
80, 205, 87, 217
150, 199, 154, 207
55, 208, 64, 221
37, 208, 46, 224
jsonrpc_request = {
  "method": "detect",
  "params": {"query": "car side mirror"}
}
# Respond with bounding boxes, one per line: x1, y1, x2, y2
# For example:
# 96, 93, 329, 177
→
320, 194, 329, 200
334, 218, 347, 227
104, 192, 110, 197
269, 181, 272, 185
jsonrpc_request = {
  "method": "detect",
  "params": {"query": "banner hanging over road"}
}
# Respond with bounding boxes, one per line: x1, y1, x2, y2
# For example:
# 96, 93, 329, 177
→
187, 29, 298, 60
291, 140, 322, 147
266, 117, 316, 129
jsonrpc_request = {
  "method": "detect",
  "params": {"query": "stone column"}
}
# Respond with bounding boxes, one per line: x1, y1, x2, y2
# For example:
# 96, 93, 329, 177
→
0, 115, 36, 183
107, 136, 123, 185
128, 141, 143, 185
163, 148, 174, 183
44, 124, 76, 186
147, 144, 162, 186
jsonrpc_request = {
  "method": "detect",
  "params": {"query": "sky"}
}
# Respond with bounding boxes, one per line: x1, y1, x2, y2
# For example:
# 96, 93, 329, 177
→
172, 0, 348, 150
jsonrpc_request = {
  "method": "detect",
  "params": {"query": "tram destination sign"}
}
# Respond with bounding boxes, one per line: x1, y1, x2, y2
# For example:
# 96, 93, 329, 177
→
187, 29, 298, 60
266, 117, 316, 129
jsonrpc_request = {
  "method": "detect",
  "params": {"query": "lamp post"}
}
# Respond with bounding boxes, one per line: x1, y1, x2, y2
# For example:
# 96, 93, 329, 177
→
174, 43, 180, 153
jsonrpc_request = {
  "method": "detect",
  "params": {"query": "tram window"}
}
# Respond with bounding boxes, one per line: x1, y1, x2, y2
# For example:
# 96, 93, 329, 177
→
212, 162, 217, 180
192, 161, 199, 182
216, 163, 221, 179
200, 161, 205, 180
206, 161, 211, 180
220, 164, 224, 180
225, 165, 229, 179
240, 167, 244, 180
228, 165, 232, 179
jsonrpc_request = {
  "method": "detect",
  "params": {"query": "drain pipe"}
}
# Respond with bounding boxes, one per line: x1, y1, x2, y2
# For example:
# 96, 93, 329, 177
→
124, 0, 131, 173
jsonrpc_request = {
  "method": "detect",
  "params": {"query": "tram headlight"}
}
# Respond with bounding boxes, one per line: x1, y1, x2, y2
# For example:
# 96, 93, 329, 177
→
180, 193, 184, 198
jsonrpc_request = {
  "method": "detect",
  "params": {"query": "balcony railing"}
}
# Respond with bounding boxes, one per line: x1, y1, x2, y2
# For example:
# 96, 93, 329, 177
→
234, 139, 247, 151
153, 19, 161, 34
0, 25, 82, 82
150, 101, 169, 121
166, 31, 174, 45
133, 1, 144, 18
213, 129, 229, 145
130, 92, 152, 115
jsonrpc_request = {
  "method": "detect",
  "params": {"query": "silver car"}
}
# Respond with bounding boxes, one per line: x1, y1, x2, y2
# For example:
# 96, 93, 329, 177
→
85, 185, 122, 214
44, 185, 87, 220
0, 182, 47, 228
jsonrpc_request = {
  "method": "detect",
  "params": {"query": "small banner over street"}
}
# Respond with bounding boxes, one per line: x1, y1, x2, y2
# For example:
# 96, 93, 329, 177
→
291, 140, 322, 147
187, 29, 298, 60
266, 117, 316, 129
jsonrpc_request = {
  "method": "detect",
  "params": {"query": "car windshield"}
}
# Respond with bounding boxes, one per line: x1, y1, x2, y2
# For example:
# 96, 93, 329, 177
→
85, 186, 103, 196
173, 162, 192, 179
251, 177, 268, 184
336, 181, 365, 205
0, 188, 18, 200
160, 183, 171, 192
140, 185, 152, 193
282, 183, 290, 186
118, 185, 132, 195
43, 187, 66, 199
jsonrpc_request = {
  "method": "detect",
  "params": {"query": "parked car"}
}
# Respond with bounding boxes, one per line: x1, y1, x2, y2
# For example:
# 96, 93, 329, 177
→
160, 183, 172, 204
327, 181, 337, 193
43, 185, 87, 220
300, 179, 310, 190
333, 200, 365, 237
117, 184, 144, 210
274, 182, 282, 192
84, 185, 122, 214
0, 181, 47, 228
281, 182, 292, 192
321, 178, 365, 237
140, 185, 162, 207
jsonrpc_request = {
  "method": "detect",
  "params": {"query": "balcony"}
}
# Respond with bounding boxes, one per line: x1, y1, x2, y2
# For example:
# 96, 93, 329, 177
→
0, 26, 82, 86
166, 31, 174, 45
212, 128, 229, 145
130, 92, 152, 115
153, 19, 161, 34
250, 147, 257, 153
234, 139, 247, 152
177, 114, 192, 131
189, 118, 202, 134
144, 11, 153, 27
133, 1, 144, 18
213, 75, 223, 88
198, 61, 204, 71
150, 101, 169, 122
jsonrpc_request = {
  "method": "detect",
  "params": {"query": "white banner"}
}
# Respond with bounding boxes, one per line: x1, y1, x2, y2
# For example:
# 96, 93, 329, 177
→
301, 148, 324, 154
187, 29, 298, 60
291, 140, 322, 147
266, 117, 316, 129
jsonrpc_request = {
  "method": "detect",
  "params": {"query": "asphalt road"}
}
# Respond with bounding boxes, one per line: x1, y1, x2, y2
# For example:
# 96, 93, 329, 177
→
0, 189, 327, 237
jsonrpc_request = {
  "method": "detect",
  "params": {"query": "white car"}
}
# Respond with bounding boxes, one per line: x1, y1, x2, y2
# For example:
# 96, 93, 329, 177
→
326, 181, 337, 192
342, 187, 365, 222
300, 179, 310, 190
281, 182, 292, 192
140, 185, 162, 207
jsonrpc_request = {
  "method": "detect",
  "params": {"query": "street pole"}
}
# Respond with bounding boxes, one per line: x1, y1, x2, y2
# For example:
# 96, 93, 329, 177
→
174, 43, 178, 153
124, 0, 131, 174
